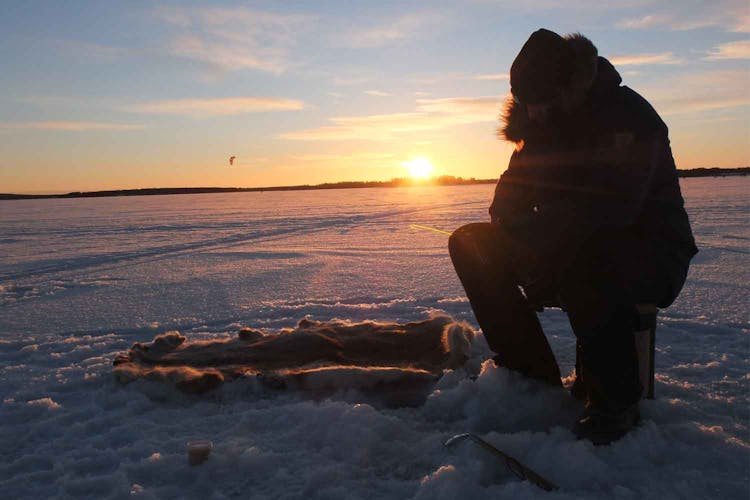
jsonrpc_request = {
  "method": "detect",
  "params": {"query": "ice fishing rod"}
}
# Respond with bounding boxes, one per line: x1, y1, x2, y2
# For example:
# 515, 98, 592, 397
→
409, 224, 452, 236
444, 433, 559, 491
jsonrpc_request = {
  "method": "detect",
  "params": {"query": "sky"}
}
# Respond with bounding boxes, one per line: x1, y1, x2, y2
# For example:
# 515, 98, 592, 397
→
1, 0, 749, 193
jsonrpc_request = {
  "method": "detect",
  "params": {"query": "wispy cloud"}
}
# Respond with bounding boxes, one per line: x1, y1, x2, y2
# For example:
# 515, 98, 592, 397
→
609, 52, 683, 66
660, 97, 750, 114
364, 90, 391, 97
126, 97, 304, 117
704, 40, 750, 60
407, 74, 456, 86
280, 112, 427, 141
645, 70, 750, 115
154, 6, 314, 73
291, 152, 395, 162
616, 14, 666, 30
329, 12, 443, 48
615, 1, 750, 33
416, 97, 499, 117
733, 15, 750, 33
168, 35, 287, 74
474, 73, 509, 81
0, 121, 145, 131
616, 14, 714, 31
480, 0, 652, 12
332, 76, 371, 86
280, 96, 498, 141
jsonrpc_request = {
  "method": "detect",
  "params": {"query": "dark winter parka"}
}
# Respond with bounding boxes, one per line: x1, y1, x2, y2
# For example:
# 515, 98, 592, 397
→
489, 35, 698, 305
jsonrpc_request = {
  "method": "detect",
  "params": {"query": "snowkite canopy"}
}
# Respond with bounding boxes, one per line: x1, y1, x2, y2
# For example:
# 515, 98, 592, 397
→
229, 156, 236, 166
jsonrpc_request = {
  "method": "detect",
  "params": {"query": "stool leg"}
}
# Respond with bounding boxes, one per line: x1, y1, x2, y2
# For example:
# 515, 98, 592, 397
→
634, 304, 657, 400
647, 324, 655, 399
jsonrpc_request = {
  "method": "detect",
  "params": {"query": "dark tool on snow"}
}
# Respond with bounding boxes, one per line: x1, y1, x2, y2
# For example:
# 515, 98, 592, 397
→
444, 433, 559, 491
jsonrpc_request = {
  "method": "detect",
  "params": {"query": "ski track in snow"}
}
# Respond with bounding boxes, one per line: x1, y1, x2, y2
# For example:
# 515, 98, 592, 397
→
0, 198, 482, 283
0, 180, 748, 499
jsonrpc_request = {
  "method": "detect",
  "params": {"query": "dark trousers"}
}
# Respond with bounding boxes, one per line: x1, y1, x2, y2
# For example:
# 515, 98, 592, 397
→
449, 222, 680, 407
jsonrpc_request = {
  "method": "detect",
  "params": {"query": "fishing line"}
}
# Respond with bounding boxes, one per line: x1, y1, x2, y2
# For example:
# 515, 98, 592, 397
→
409, 224, 452, 235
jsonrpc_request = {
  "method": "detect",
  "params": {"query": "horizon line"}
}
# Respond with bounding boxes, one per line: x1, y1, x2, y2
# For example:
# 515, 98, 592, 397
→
2, 167, 748, 200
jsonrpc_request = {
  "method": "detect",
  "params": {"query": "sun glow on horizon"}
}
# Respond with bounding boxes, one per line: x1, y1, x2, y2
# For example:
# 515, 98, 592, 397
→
403, 157, 433, 179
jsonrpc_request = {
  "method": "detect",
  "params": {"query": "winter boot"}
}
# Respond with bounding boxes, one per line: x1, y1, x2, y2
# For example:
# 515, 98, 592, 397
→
572, 309, 643, 445
572, 401, 640, 445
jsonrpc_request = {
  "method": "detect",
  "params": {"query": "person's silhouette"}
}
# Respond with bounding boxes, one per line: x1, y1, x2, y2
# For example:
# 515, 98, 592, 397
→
449, 29, 698, 445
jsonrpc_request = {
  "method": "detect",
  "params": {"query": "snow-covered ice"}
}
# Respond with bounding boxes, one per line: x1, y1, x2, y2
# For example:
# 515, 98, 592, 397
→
0, 179, 747, 499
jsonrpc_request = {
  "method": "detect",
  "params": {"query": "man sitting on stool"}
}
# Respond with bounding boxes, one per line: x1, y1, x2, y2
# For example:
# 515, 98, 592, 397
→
449, 29, 697, 445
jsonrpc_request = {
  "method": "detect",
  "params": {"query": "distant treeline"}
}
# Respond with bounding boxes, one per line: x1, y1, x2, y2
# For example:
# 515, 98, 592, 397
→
315, 175, 496, 189
1, 169, 747, 200
0, 176, 495, 200
675, 167, 749, 178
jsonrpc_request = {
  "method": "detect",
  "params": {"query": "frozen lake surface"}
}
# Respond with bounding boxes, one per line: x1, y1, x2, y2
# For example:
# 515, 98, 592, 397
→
0, 178, 748, 499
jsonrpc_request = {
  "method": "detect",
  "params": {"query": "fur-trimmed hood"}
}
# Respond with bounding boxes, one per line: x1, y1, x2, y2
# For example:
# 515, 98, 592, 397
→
499, 34, 622, 144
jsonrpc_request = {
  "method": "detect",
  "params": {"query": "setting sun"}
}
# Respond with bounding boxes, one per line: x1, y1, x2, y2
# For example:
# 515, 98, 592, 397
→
403, 157, 433, 179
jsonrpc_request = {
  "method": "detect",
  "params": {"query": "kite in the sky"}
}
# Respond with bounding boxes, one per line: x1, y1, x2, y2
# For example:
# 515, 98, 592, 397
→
229, 156, 236, 166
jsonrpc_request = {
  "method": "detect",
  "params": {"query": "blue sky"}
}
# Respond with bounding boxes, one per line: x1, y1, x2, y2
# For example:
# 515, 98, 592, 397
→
1, 0, 748, 193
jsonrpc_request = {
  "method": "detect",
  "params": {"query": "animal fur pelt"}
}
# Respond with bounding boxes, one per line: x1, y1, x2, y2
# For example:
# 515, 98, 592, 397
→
113, 315, 478, 405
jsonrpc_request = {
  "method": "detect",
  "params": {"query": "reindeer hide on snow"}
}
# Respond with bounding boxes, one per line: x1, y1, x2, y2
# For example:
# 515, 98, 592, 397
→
113, 315, 478, 405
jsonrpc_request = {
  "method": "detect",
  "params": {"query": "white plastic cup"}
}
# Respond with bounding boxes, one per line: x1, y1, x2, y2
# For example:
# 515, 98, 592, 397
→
186, 439, 213, 466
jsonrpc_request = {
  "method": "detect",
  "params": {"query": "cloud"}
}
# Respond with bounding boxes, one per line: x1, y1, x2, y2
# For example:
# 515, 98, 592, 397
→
154, 6, 314, 73
329, 12, 443, 48
660, 97, 750, 114
280, 96, 499, 141
733, 15, 750, 33
0, 121, 145, 131
157, 7, 443, 77
416, 97, 499, 117
168, 35, 287, 74
609, 52, 683, 66
644, 70, 750, 115
615, 1, 749, 32
364, 90, 391, 97
332, 76, 371, 86
474, 73, 509, 81
290, 153, 354, 162
616, 14, 714, 31
126, 97, 304, 117
615, 14, 666, 30
291, 152, 396, 162
704, 40, 750, 60
478, 0, 652, 12
407, 75, 446, 86
279, 112, 428, 141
